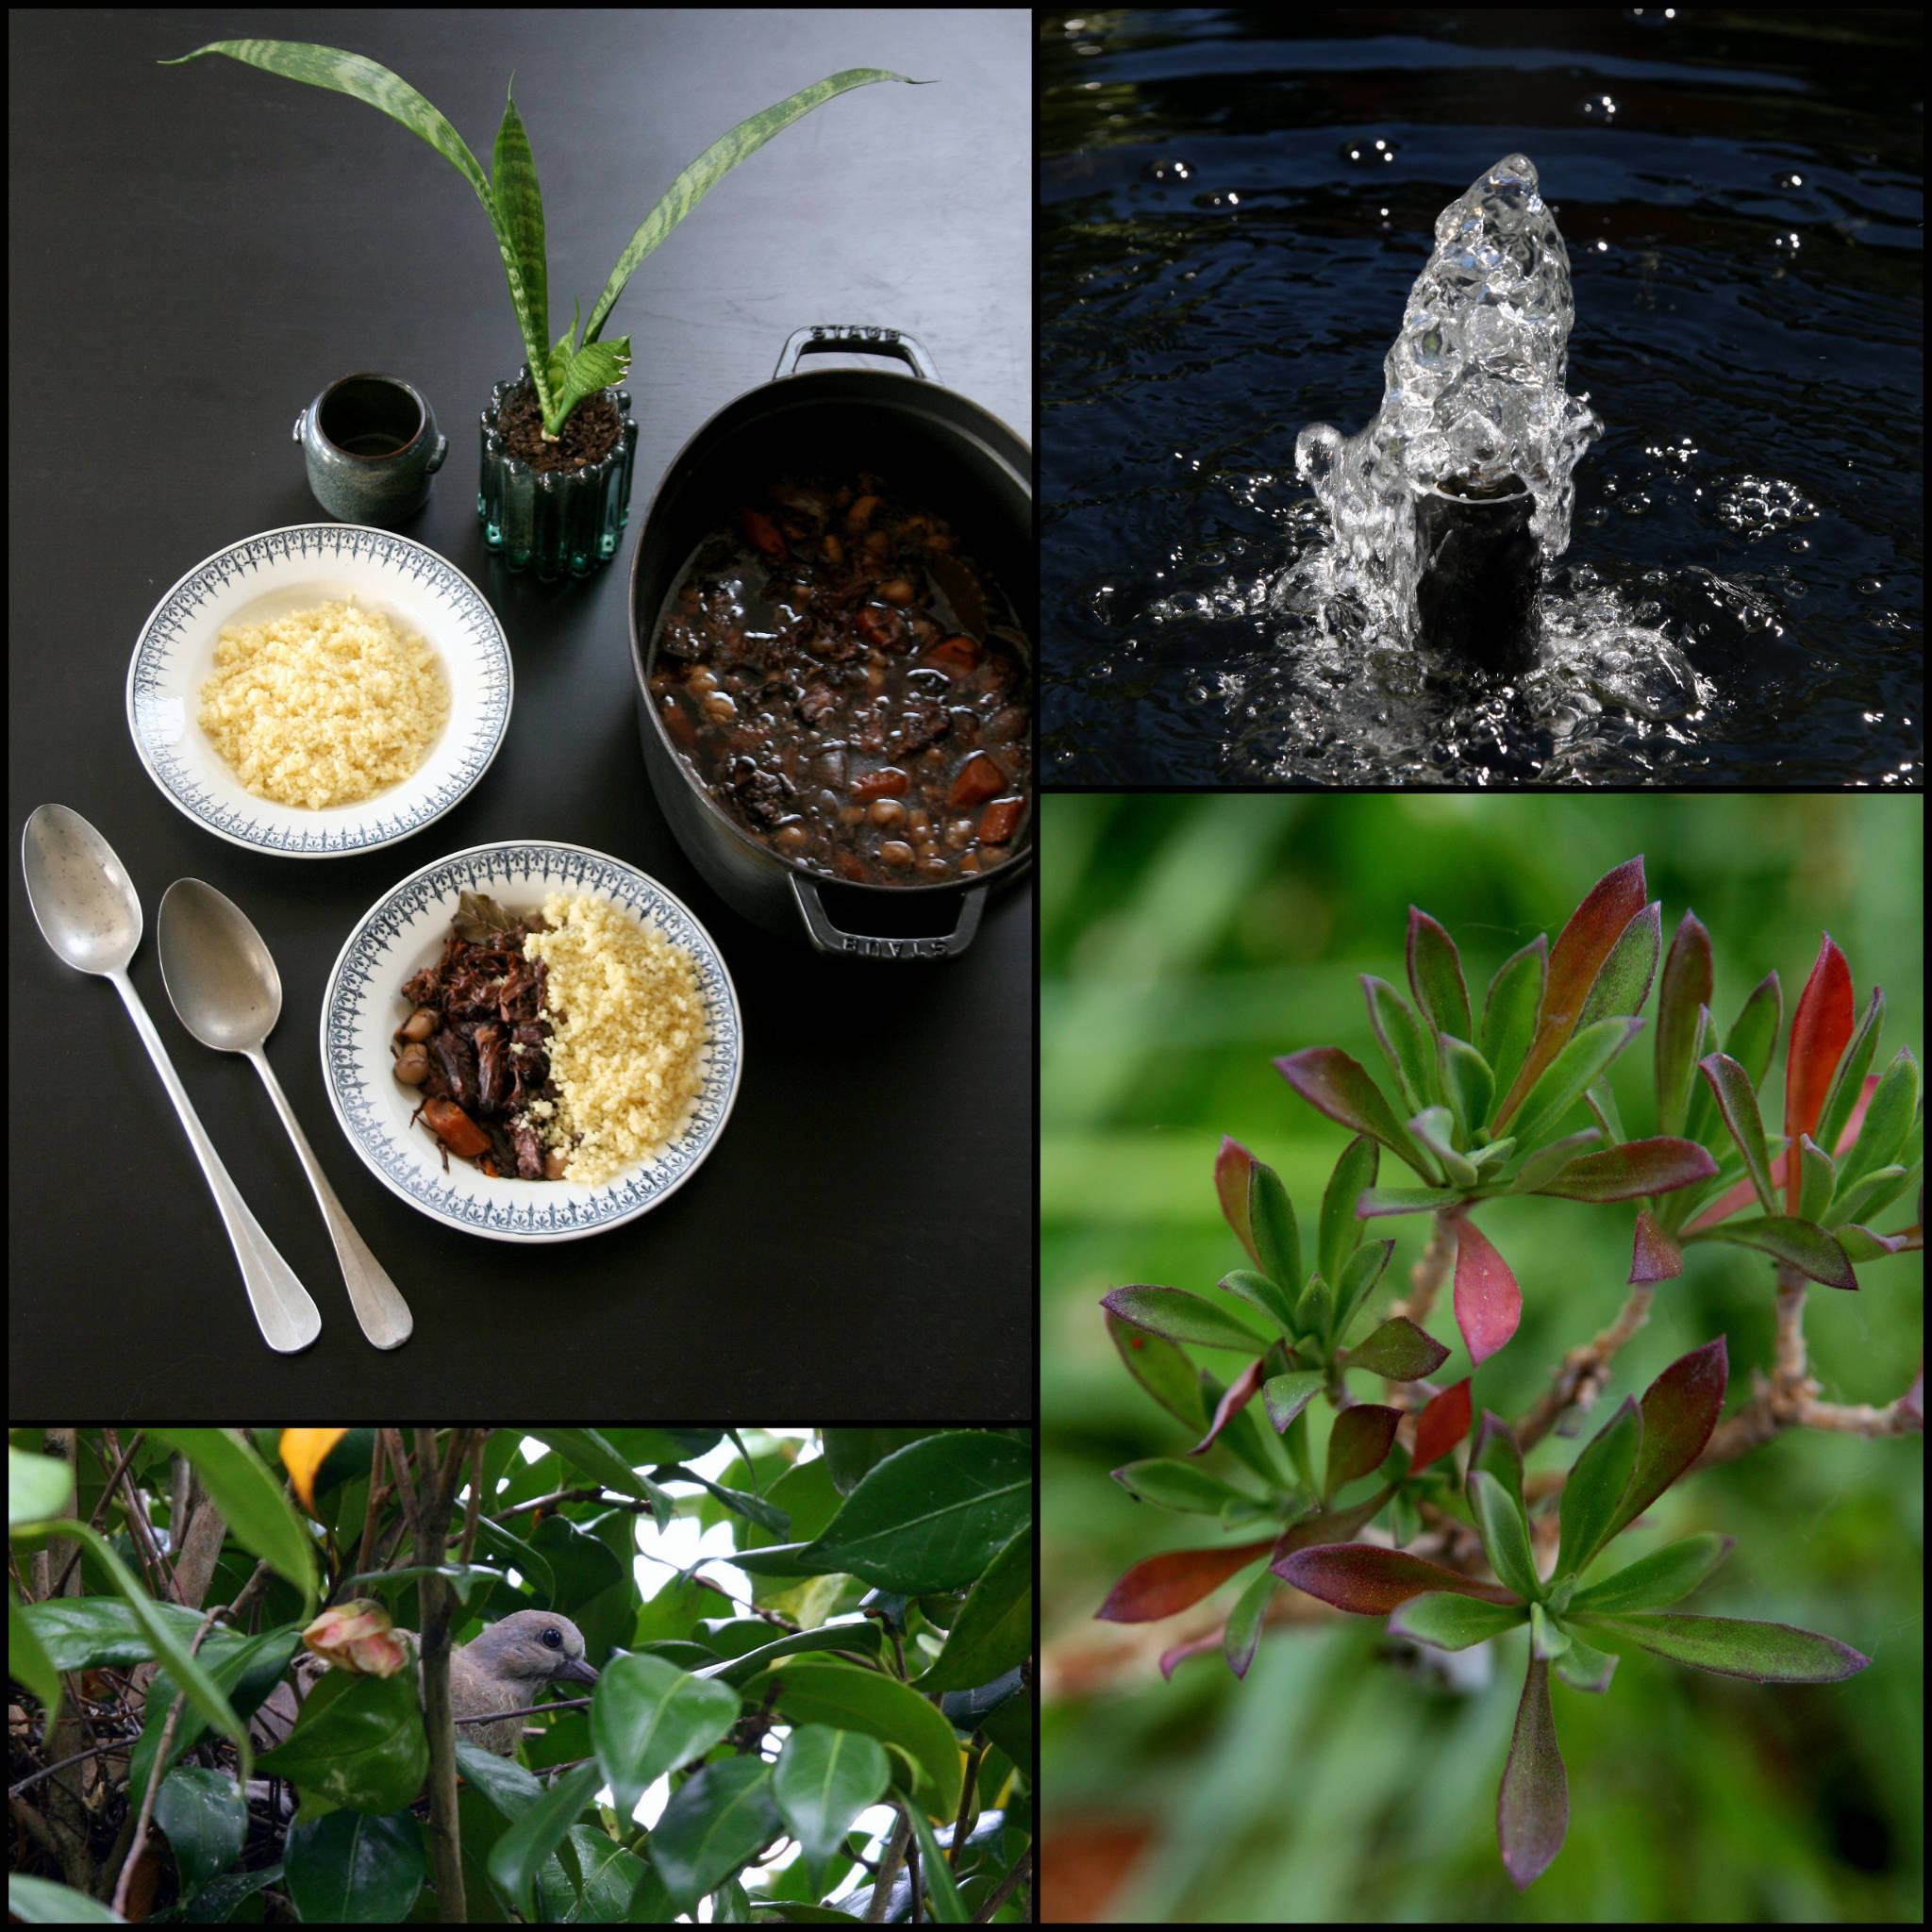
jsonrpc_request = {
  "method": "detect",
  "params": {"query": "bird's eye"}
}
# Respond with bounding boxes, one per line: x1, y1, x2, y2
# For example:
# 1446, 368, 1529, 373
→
541, 1626, 562, 1648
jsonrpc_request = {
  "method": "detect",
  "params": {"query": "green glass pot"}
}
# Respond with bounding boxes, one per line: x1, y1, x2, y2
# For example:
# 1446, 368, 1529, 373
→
477, 369, 639, 580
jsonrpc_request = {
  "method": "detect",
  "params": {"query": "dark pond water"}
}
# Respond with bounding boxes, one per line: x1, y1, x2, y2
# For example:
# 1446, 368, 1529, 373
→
1042, 9, 1924, 786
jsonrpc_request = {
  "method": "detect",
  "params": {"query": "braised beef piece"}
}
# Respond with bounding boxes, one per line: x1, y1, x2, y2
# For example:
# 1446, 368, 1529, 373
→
727, 764, 793, 828
475, 1023, 507, 1114
892, 697, 951, 758
796, 684, 839, 724
428, 1027, 478, 1108
512, 1119, 547, 1180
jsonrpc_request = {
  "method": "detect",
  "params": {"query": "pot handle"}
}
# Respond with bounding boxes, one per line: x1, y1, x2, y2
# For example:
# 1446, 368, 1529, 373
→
775, 325, 939, 384
788, 874, 985, 959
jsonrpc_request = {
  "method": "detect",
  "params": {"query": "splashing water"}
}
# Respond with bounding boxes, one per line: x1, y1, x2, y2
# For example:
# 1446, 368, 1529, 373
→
1295, 154, 1604, 645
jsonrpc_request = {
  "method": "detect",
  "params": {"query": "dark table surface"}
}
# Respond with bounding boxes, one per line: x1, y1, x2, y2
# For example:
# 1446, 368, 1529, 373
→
8, 8, 1034, 1419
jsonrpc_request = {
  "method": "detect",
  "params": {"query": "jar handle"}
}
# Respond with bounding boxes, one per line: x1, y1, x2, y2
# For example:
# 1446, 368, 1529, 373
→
774, 325, 939, 383
788, 874, 985, 959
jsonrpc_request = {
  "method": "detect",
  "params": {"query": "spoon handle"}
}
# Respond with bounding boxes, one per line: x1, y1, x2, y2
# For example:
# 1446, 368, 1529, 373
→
248, 1052, 413, 1350
108, 970, 324, 1353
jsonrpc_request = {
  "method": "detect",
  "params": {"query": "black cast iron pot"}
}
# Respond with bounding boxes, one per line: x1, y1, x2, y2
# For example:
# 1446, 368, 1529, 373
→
628, 325, 1033, 958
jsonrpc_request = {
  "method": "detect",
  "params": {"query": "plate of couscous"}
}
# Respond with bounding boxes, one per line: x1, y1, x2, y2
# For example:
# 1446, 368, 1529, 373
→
125, 525, 511, 856
321, 841, 742, 1241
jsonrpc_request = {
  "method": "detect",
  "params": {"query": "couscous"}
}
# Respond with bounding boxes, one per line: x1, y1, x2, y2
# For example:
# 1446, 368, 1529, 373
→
198, 598, 448, 809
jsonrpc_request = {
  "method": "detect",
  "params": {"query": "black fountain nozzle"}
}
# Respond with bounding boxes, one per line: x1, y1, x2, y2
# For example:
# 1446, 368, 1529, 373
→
1413, 473, 1541, 675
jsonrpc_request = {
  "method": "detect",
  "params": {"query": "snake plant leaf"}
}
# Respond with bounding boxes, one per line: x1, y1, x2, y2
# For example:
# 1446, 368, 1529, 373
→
1319, 1135, 1378, 1290
1274, 1543, 1521, 1614
1187, 1357, 1269, 1457
1570, 1611, 1871, 1684
1100, 1286, 1275, 1353
1550, 1633, 1618, 1692
1248, 1160, 1302, 1301
1407, 907, 1474, 1045
1655, 910, 1713, 1136
1495, 857, 1647, 1130
1530, 1137, 1718, 1204
1452, 1215, 1522, 1367
1409, 1378, 1473, 1473
1693, 1216, 1858, 1291
1470, 1409, 1526, 1514
1324, 1405, 1403, 1500
1784, 935, 1857, 1207
1109, 1458, 1265, 1514
1628, 1208, 1683, 1283
1698, 1051, 1777, 1212
1105, 1309, 1208, 1430
1334, 1239, 1396, 1335
1215, 1137, 1262, 1270
490, 85, 549, 363
1795, 1134, 1837, 1226
1598, 1338, 1728, 1546
1357, 1186, 1466, 1219
1276, 1046, 1437, 1180
1833, 1046, 1919, 1202
1814, 985, 1886, 1163
1362, 975, 1435, 1115
1095, 1538, 1275, 1623
1217, 1268, 1297, 1338
1342, 1317, 1450, 1381
580, 68, 923, 350
1469, 1470, 1542, 1604
544, 322, 631, 437
1574, 901, 1662, 1033
1566, 1533, 1735, 1614
1498, 1653, 1568, 1890
1261, 1370, 1325, 1436
1390, 1591, 1527, 1650
1554, 1397, 1641, 1581
1222, 1563, 1281, 1680
1481, 936, 1547, 1119
1438, 1036, 1494, 1147
1509, 1017, 1644, 1154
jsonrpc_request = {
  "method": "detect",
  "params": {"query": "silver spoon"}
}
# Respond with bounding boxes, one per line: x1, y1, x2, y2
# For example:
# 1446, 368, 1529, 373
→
158, 878, 413, 1351
20, 806, 323, 1352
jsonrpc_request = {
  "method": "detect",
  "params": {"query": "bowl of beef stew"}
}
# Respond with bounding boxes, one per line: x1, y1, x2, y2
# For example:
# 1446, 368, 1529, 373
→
630, 327, 1031, 958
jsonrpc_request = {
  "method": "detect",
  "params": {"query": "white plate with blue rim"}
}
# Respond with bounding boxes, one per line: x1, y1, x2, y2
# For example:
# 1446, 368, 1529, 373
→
321, 841, 743, 1241
125, 525, 511, 855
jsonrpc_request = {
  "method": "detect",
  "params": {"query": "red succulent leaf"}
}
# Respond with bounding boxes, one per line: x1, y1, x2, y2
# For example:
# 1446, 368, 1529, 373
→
1532, 1136, 1719, 1203
1629, 1208, 1683, 1282
1784, 934, 1855, 1210
1187, 1356, 1268, 1457
1452, 1213, 1522, 1366
1410, 1377, 1474, 1471
1095, 1536, 1277, 1623
1274, 1542, 1521, 1614
1689, 1072, 1879, 1232
1215, 1136, 1261, 1270
1601, 1337, 1728, 1543
1499, 1654, 1568, 1889
1496, 857, 1648, 1127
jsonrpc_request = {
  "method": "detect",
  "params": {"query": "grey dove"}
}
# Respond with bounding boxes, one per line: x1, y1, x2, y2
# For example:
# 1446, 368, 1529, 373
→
251, 1608, 598, 1756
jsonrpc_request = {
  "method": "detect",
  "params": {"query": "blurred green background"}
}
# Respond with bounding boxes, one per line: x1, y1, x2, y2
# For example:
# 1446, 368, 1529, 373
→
1043, 794, 1924, 1924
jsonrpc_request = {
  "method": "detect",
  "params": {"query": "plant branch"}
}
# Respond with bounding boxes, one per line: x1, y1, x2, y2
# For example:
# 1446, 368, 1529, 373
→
1389, 1210, 1457, 1328
1514, 1283, 1655, 1454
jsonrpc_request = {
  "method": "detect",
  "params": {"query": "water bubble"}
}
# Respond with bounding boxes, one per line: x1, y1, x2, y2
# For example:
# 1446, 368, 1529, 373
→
1145, 158, 1193, 183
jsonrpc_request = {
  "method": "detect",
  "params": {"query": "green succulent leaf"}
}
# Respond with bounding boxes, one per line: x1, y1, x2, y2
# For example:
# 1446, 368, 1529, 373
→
1795, 1134, 1837, 1226
1498, 1653, 1568, 1890
1222, 1563, 1280, 1680
1407, 907, 1474, 1045
1362, 976, 1436, 1116
1574, 901, 1662, 1031
1109, 1459, 1266, 1514
1554, 1397, 1641, 1580
1510, 1017, 1645, 1154
1531, 1137, 1718, 1204
1105, 1309, 1208, 1430
1836, 1225, 1913, 1262
1324, 1406, 1402, 1500
1409, 1108, 1481, 1189
1469, 1469, 1542, 1604
1334, 1239, 1396, 1336
1599, 1338, 1728, 1546
1320, 1136, 1378, 1290
1295, 1272, 1336, 1347
1438, 1036, 1495, 1147
1390, 1591, 1529, 1650
1551, 1632, 1618, 1692
1214, 1136, 1262, 1270
1248, 1161, 1303, 1303
1830, 1163, 1912, 1230
1566, 1533, 1736, 1614
1685, 976, 1784, 1151
1655, 910, 1714, 1136
1691, 1216, 1858, 1291
1570, 1611, 1871, 1684
1834, 1047, 1919, 1201
1261, 1370, 1325, 1436
1470, 1410, 1527, 1513
1481, 937, 1547, 1119
1530, 1601, 1572, 1659
1357, 1187, 1468, 1219
1342, 1316, 1451, 1381
1814, 986, 1886, 1162
1217, 1269, 1297, 1338
1277, 1047, 1438, 1182
1698, 1051, 1778, 1212
1101, 1286, 1276, 1353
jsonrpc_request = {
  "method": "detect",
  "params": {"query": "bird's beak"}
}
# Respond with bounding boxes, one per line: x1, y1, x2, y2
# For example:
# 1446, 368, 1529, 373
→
555, 1657, 599, 1688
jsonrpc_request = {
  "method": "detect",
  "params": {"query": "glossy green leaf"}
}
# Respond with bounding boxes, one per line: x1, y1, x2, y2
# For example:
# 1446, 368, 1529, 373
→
1795, 1134, 1837, 1225
1481, 936, 1547, 1119
1567, 1533, 1735, 1614
647, 1756, 782, 1915
1469, 1470, 1542, 1604
1407, 907, 1473, 1044
1814, 986, 1886, 1162
1274, 1543, 1521, 1614
1101, 1286, 1276, 1353
1438, 1036, 1494, 1147
1217, 1268, 1298, 1338
1470, 1410, 1526, 1513
1342, 1316, 1450, 1381
1109, 1459, 1265, 1514
1324, 1405, 1402, 1499
1654, 910, 1713, 1136
1834, 1046, 1919, 1201
1452, 1215, 1522, 1367
1531, 1137, 1718, 1204
1698, 1051, 1777, 1211
1389, 1591, 1527, 1650
1571, 1611, 1871, 1683
1509, 1017, 1645, 1154
772, 1725, 891, 1873
1362, 975, 1435, 1114
1105, 1310, 1208, 1430
1249, 1161, 1303, 1300
1498, 1654, 1568, 1890
1784, 935, 1856, 1201
1693, 1216, 1858, 1291
1095, 1539, 1275, 1623
1530, 1601, 1572, 1659
1276, 1046, 1437, 1182
1222, 1564, 1280, 1680
592, 1654, 752, 1820
1335, 1238, 1396, 1336
1551, 1633, 1618, 1692
1575, 901, 1661, 1032
1496, 856, 1647, 1129
1262, 1370, 1326, 1436
1319, 1136, 1378, 1291
1554, 1397, 1640, 1580
1214, 1136, 1262, 1270
1599, 1338, 1728, 1545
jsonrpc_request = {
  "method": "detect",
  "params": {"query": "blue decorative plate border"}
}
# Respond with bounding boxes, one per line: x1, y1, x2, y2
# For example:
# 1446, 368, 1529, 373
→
125, 525, 511, 856
321, 842, 743, 1241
